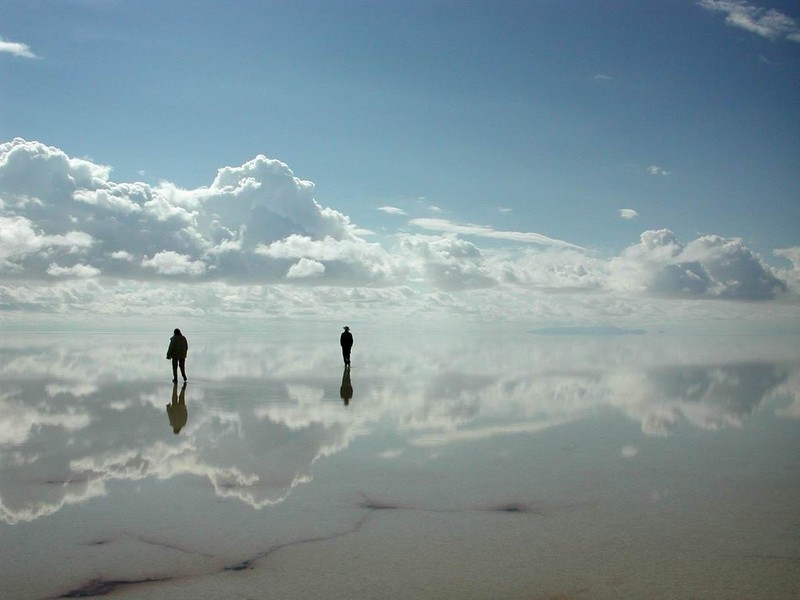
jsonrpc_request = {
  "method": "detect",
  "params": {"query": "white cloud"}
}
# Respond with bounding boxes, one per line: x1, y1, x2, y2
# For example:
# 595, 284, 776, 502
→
0, 139, 366, 283
0, 36, 38, 59
619, 209, 639, 220
255, 234, 402, 284
46, 263, 101, 278
699, 0, 800, 42
485, 246, 606, 291
377, 206, 407, 216
398, 233, 496, 290
409, 217, 584, 250
286, 258, 325, 279
0, 216, 52, 263
73, 186, 145, 214
110, 250, 134, 261
141, 251, 207, 276
774, 246, 800, 292
647, 165, 671, 176
0, 139, 795, 327
0, 216, 93, 269
609, 229, 787, 300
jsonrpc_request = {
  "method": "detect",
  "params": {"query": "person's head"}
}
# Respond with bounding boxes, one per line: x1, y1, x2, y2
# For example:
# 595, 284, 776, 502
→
174, 328, 181, 336
343, 326, 350, 331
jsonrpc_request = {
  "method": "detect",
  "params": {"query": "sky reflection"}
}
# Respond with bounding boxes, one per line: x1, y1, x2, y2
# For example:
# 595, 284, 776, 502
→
1, 331, 798, 524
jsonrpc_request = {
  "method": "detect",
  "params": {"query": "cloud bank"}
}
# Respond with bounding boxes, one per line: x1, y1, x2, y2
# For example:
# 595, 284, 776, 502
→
0, 138, 796, 326
609, 229, 787, 300
0, 138, 399, 286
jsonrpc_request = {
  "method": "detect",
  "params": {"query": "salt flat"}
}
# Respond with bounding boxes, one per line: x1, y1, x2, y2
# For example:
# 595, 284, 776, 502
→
1, 330, 798, 599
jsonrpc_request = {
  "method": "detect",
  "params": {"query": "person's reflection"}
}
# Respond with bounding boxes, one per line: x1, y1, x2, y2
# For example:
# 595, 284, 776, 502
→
340, 366, 353, 407
167, 382, 188, 434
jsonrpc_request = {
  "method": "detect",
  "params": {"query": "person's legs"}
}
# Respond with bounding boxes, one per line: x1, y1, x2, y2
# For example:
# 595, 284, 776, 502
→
171, 358, 178, 382
178, 358, 187, 381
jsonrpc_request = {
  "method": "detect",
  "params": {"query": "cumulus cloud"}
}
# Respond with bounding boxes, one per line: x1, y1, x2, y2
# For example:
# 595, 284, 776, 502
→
609, 229, 787, 300
398, 233, 496, 290
256, 234, 402, 284
0, 36, 38, 59
46, 263, 101, 278
0, 138, 391, 285
699, 0, 800, 42
110, 250, 135, 261
0, 215, 94, 270
0, 139, 795, 324
286, 258, 325, 279
141, 251, 207, 276
482, 246, 605, 292
619, 208, 639, 220
774, 246, 800, 292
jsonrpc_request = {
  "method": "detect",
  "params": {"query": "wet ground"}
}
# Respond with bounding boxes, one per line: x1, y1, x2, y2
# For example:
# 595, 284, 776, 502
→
1, 330, 798, 599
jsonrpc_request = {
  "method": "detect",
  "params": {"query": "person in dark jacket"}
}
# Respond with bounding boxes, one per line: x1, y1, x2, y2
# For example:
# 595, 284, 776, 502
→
166, 328, 188, 383
340, 326, 353, 367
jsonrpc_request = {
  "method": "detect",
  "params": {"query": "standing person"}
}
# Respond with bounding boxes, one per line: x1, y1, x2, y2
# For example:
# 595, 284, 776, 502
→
340, 326, 353, 367
166, 328, 188, 383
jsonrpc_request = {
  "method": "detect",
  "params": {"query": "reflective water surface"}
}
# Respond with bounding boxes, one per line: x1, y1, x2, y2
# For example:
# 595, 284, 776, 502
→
1, 330, 798, 599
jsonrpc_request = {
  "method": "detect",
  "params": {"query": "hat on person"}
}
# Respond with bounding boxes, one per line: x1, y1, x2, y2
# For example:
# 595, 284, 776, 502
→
343, 326, 350, 330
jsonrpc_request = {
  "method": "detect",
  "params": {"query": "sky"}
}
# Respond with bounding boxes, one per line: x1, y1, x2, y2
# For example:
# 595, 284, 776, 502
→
0, 0, 798, 332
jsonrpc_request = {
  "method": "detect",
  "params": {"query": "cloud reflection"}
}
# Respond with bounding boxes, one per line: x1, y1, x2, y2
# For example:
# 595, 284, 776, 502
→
0, 333, 797, 523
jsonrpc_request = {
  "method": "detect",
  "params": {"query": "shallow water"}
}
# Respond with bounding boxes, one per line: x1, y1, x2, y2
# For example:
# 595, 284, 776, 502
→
1, 331, 798, 599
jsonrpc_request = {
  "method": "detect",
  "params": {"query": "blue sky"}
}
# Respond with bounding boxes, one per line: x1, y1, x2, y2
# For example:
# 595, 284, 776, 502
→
0, 0, 798, 331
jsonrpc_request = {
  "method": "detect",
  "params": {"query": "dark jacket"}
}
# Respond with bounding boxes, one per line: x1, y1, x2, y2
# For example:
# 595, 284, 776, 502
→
340, 331, 353, 349
167, 334, 188, 360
